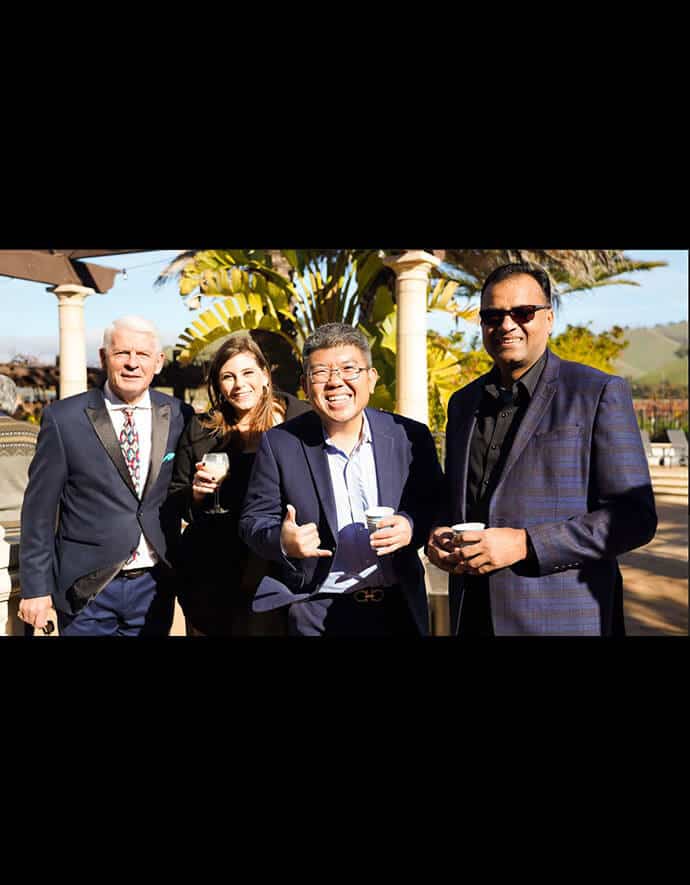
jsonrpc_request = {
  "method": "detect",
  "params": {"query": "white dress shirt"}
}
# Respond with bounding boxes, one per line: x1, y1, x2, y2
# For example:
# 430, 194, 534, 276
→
103, 382, 157, 568
316, 413, 397, 594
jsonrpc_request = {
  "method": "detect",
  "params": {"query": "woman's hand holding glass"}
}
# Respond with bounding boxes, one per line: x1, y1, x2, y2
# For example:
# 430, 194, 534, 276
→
191, 461, 217, 503
192, 453, 230, 514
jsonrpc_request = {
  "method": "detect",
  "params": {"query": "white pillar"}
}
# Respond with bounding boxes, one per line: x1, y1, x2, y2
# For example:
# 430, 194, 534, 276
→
48, 284, 95, 400
382, 250, 440, 426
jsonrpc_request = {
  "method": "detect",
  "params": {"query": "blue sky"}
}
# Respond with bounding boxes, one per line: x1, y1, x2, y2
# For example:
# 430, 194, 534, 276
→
0, 249, 686, 364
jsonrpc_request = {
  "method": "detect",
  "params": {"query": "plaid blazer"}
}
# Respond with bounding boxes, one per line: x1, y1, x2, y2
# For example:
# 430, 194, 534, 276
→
443, 349, 657, 635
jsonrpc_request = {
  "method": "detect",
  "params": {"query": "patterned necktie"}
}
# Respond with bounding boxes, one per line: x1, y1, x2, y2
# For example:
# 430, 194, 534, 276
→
119, 408, 141, 495
120, 408, 141, 565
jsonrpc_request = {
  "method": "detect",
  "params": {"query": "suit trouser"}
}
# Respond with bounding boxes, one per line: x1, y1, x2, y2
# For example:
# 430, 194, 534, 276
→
57, 568, 175, 637
458, 576, 495, 637
287, 585, 418, 637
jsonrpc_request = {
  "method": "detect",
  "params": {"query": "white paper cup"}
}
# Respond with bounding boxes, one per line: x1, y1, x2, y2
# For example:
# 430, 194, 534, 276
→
451, 522, 485, 546
365, 506, 395, 533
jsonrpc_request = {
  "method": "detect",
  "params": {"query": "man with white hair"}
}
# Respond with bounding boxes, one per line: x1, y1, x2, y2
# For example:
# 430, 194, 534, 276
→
0, 374, 39, 524
19, 316, 193, 636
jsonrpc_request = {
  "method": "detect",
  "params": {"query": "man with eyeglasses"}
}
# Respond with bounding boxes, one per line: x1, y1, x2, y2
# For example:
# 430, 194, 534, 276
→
427, 262, 657, 636
239, 322, 443, 636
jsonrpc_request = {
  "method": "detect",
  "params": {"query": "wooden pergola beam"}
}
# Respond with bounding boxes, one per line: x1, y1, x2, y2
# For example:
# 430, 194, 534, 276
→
0, 250, 128, 293
52, 250, 148, 260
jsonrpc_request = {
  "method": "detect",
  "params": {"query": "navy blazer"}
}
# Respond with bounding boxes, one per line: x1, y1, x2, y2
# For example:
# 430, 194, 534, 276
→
19, 387, 193, 614
443, 349, 657, 635
238, 407, 444, 635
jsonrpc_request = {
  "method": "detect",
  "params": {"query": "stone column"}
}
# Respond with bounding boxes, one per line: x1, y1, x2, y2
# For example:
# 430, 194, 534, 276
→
382, 250, 440, 425
48, 284, 95, 399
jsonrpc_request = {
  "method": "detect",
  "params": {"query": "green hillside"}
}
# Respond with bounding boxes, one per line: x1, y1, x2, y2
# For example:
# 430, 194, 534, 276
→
655, 321, 688, 346
636, 356, 688, 387
613, 320, 687, 380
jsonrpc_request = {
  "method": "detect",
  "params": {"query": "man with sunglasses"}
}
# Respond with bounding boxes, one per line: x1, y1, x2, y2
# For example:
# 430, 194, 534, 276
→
239, 322, 443, 636
427, 262, 657, 636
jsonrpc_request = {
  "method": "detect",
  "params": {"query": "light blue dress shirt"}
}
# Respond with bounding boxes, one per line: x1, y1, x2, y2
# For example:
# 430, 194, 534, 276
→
316, 413, 397, 595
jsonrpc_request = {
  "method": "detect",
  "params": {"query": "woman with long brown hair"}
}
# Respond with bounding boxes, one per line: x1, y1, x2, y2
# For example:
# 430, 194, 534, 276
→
166, 333, 310, 635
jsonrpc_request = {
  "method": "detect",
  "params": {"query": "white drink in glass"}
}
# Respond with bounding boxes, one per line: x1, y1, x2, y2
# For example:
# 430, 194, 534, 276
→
202, 453, 229, 482
201, 452, 230, 514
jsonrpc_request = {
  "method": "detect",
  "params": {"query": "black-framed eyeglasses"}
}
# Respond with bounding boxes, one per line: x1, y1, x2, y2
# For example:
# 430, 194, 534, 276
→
307, 364, 370, 384
479, 305, 551, 327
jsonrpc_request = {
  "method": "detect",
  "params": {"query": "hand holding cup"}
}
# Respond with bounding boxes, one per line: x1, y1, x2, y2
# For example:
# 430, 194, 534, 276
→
366, 507, 412, 556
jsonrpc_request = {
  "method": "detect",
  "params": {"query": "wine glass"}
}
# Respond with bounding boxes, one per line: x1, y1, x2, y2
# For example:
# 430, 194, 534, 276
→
202, 452, 230, 514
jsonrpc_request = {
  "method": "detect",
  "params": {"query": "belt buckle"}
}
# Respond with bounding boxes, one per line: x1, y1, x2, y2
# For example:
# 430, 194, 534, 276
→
121, 567, 149, 580
354, 588, 384, 603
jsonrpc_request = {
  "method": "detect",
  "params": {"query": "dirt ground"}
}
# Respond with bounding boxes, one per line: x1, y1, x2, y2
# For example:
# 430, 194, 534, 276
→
619, 495, 688, 635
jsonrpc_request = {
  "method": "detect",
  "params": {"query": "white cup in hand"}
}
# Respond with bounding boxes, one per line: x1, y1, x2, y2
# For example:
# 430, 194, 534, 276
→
365, 506, 395, 534
451, 522, 486, 546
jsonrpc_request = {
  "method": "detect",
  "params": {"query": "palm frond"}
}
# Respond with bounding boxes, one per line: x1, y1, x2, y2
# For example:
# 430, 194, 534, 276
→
153, 250, 200, 287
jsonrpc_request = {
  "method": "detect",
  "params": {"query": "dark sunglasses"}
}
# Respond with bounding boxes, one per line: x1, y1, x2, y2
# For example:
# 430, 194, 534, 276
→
479, 304, 551, 327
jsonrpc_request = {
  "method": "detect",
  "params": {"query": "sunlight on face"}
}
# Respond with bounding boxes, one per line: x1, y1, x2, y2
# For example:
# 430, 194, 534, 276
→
302, 344, 377, 435
218, 351, 270, 417
481, 274, 553, 380
100, 328, 164, 404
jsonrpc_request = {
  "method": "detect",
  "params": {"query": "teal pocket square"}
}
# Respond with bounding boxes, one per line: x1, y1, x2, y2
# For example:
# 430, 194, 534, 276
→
162, 452, 175, 463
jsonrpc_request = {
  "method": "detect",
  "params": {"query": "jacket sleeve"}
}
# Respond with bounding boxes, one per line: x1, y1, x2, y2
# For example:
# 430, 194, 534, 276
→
433, 391, 462, 529
398, 421, 445, 550
19, 407, 67, 599
238, 432, 295, 568
527, 376, 657, 574
166, 415, 212, 524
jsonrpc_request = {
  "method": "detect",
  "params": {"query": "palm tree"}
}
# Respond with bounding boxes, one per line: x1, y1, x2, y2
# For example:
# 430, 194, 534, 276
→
436, 249, 665, 309
155, 249, 666, 421
159, 250, 664, 353
154, 248, 472, 364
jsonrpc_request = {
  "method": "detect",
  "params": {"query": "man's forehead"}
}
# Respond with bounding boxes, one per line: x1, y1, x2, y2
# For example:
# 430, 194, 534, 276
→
482, 274, 548, 305
108, 329, 159, 348
307, 345, 365, 364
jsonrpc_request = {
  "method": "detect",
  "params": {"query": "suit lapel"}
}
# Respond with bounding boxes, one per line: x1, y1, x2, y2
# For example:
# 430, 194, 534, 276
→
142, 396, 170, 499
455, 383, 484, 520
493, 349, 560, 490
85, 392, 138, 498
366, 409, 396, 507
300, 414, 339, 541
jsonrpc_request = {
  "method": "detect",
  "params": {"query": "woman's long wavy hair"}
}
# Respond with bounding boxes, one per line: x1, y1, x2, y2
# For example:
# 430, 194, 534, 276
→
200, 334, 285, 445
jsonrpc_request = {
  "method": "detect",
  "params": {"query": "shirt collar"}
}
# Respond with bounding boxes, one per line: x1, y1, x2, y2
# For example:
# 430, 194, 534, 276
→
483, 349, 547, 404
103, 381, 151, 411
323, 411, 372, 451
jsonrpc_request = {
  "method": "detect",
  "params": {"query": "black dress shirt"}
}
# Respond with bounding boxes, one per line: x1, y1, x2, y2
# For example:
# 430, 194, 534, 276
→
460, 350, 547, 636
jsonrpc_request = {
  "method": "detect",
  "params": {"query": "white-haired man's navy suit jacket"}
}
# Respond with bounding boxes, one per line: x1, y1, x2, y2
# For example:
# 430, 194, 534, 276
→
239, 407, 444, 635
20, 387, 192, 615
442, 349, 657, 635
